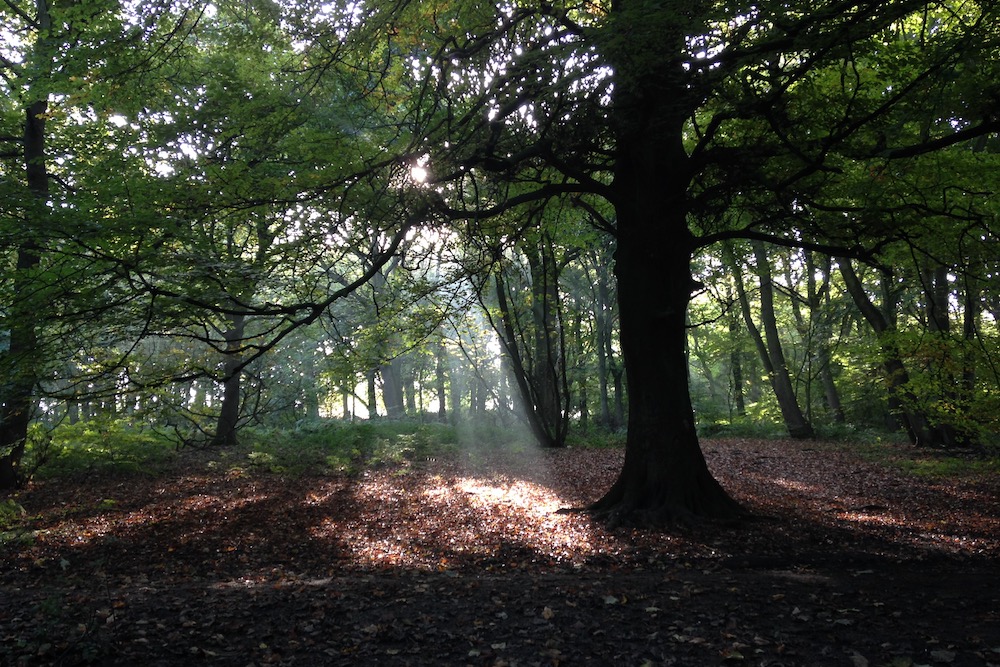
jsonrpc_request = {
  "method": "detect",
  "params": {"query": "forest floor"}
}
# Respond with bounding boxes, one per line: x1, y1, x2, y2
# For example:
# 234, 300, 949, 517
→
1, 438, 999, 666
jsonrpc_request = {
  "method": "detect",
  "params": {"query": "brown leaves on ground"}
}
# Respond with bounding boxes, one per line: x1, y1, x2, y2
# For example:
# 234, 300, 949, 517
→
2, 439, 999, 666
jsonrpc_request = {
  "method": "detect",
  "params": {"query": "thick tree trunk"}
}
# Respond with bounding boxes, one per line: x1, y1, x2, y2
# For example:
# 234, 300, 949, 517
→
590, 29, 743, 520
380, 360, 405, 419
591, 216, 743, 522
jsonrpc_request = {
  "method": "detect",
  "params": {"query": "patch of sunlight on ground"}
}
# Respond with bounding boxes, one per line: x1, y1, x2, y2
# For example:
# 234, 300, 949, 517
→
307, 469, 602, 569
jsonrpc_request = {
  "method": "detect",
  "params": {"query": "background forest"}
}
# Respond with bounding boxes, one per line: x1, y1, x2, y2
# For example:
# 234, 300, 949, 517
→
2, 0, 1000, 492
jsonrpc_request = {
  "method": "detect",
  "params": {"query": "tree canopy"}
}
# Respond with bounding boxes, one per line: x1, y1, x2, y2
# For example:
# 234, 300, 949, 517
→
1, 0, 998, 524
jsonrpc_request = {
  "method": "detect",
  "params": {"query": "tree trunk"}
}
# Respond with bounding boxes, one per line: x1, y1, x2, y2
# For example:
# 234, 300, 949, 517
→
726, 290, 746, 417
404, 368, 417, 415
366, 369, 379, 419
380, 360, 405, 418
590, 20, 743, 521
448, 360, 463, 424
592, 254, 615, 429
434, 338, 448, 423
494, 272, 565, 447
526, 240, 566, 438
840, 260, 933, 444
751, 242, 813, 438
0, 83, 49, 489
729, 244, 813, 438
211, 313, 245, 447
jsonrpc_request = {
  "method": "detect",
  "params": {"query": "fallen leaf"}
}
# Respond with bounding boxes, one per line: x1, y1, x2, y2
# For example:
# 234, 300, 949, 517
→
930, 650, 956, 663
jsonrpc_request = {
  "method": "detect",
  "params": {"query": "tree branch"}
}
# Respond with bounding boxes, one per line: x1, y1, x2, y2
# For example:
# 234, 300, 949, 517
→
880, 119, 1000, 160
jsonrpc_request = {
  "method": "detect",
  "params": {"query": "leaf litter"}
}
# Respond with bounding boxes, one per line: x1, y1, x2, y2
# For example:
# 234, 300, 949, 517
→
1, 438, 999, 665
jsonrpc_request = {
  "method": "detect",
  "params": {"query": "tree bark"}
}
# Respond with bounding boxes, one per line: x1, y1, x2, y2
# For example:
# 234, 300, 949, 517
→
590, 13, 743, 521
380, 360, 406, 419
0, 65, 49, 488
839, 260, 933, 444
434, 337, 448, 423
726, 287, 747, 417
751, 242, 813, 438
211, 313, 245, 447
493, 271, 566, 447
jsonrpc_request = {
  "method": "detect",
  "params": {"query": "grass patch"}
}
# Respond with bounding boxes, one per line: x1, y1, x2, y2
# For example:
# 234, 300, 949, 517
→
847, 439, 1000, 480
564, 426, 626, 449
696, 418, 787, 439
892, 451, 1000, 479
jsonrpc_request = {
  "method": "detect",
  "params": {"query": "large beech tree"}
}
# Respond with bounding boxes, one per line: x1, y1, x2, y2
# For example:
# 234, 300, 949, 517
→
384, 0, 1000, 522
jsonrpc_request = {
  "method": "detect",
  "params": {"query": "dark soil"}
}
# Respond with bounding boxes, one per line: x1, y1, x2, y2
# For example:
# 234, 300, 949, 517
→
2, 438, 998, 666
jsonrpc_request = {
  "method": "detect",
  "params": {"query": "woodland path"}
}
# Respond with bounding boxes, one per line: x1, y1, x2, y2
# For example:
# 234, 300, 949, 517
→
2, 439, 998, 666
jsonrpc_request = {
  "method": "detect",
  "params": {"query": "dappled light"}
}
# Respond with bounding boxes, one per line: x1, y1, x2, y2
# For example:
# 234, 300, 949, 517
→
304, 463, 608, 570
4, 440, 1000, 665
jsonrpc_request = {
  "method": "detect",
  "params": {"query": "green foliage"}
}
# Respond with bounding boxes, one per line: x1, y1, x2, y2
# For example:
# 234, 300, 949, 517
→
0, 499, 34, 549
31, 419, 177, 480
237, 420, 463, 476
564, 426, 626, 449
0, 499, 26, 531
851, 440, 1000, 479
894, 452, 1000, 479
696, 416, 788, 440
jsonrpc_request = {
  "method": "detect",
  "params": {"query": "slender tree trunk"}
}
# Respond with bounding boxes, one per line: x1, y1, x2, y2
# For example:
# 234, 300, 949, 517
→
526, 240, 565, 438
573, 312, 589, 429
448, 360, 463, 424
366, 369, 379, 419
689, 327, 725, 404
211, 313, 245, 447
751, 242, 813, 438
962, 276, 979, 401
728, 244, 812, 438
804, 253, 844, 423
593, 258, 614, 428
493, 272, 565, 447
434, 338, 448, 423
404, 368, 417, 415
726, 288, 746, 417
840, 260, 933, 444
610, 365, 626, 429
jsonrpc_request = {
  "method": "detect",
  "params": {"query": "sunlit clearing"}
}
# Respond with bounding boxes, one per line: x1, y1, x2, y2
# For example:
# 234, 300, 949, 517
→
309, 470, 601, 569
